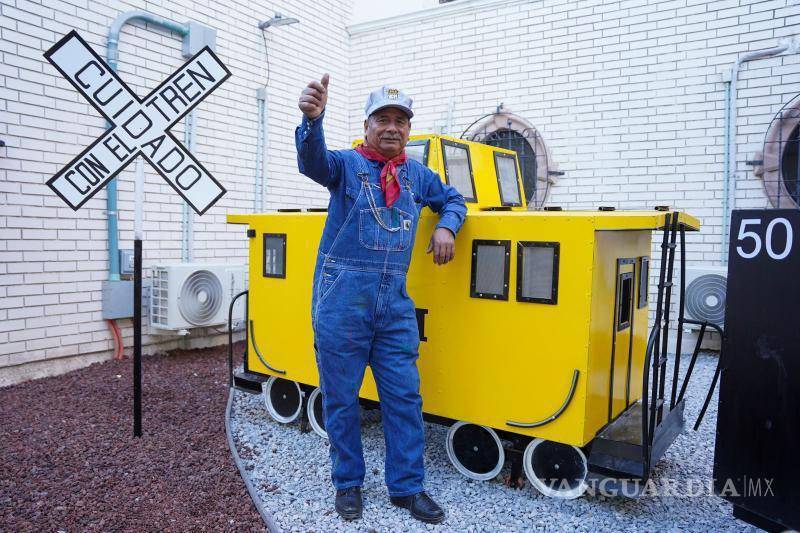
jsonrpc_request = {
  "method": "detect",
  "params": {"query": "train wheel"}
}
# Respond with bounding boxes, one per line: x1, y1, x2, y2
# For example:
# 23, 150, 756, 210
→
262, 376, 302, 424
523, 438, 588, 499
306, 387, 327, 439
445, 421, 505, 481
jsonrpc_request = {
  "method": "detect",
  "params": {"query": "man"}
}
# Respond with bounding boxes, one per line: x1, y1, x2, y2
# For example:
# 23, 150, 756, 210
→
295, 74, 467, 524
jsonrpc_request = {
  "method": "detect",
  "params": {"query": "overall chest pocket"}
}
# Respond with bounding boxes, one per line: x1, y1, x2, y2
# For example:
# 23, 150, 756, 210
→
358, 206, 413, 251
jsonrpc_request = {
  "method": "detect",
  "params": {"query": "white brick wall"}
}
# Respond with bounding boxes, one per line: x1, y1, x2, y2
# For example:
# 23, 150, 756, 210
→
349, 0, 799, 265
2, 0, 798, 382
0, 0, 352, 383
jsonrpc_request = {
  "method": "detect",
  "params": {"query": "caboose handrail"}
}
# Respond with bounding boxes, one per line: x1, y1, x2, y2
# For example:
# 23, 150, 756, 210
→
640, 323, 660, 470
506, 369, 580, 428
641, 212, 674, 474
227, 290, 249, 388
249, 320, 287, 375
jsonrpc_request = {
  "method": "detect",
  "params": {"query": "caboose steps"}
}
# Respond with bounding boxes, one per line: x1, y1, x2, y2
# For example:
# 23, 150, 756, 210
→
233, 369, 268, 394
587, 399, 685, 482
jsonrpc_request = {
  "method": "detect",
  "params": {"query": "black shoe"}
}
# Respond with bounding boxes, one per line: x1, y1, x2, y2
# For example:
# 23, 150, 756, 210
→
390, 491, 445, 524
335, 486, 362, 520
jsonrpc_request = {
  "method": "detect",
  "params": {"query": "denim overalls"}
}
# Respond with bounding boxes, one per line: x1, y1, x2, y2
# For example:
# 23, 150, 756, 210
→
312, 153, 428, 497
296, 113, 466, 497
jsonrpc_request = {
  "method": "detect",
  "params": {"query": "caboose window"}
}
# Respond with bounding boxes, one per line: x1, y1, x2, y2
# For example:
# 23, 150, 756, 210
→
263, 233, 286, 278
617, 272, 633, 330
494, 152, 522, 206
516, 241, 559, 304
441, 139, 477, 202
638, 256, 649, 308
406, 139, 429, 166
470, 240, 510, 300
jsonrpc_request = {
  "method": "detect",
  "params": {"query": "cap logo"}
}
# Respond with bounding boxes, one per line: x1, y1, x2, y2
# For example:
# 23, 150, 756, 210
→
387, 88, 400, 100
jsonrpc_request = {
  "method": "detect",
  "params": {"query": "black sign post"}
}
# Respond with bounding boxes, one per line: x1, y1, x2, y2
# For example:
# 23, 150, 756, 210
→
715, 209, 799, 531
133, 238, 143, 437
42, 31, 230, 437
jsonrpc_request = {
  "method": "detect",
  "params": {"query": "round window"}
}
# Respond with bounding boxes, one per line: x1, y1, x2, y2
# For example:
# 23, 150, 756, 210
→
756, 95, 800, 209
466, 112, 559, 208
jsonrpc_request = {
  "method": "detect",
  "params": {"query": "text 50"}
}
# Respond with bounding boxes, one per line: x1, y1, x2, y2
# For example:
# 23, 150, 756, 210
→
736, 218, 794, 260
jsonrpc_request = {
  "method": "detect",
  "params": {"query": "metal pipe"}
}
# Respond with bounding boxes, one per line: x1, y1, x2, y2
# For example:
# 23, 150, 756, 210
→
182, 110, 196, 261
254, 88, 266, 212
261, 92, 268, 212
722, 41, 791, 263
106, 11, 189, 279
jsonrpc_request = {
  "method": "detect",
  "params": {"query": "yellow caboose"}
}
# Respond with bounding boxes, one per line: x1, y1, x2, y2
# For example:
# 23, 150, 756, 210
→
228, 134, 699, 499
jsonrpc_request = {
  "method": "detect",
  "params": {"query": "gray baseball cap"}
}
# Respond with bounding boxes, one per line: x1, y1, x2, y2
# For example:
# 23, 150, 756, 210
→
364, 86, 414, 119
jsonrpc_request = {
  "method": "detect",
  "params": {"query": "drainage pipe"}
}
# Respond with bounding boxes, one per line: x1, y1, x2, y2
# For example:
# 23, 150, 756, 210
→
255, 88, 266, 212
722, 39, 794, 263
182, 110, 196, 261
106, 12, 189, 279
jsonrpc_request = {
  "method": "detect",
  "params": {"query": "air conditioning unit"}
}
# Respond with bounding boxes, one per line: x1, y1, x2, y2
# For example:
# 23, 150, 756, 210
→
680, 266, 728, 328
150, 263, 247, 332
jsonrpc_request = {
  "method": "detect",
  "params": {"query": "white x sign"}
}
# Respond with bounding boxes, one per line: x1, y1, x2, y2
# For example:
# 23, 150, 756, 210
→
44, 31, 231, 215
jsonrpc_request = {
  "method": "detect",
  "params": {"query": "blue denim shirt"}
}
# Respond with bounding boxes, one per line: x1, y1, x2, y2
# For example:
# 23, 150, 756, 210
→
295, 112, 467, 257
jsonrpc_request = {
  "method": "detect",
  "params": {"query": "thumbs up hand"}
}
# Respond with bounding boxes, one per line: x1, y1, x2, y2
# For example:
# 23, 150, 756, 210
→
298, 73, 330, 119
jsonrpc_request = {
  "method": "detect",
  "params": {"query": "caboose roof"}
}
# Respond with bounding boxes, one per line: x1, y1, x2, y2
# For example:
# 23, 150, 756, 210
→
228, 210, 700, 231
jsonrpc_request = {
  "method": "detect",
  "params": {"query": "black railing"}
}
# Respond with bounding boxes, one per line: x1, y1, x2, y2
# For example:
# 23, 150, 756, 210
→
641, 212, 726, 474
227, 290, 249, 388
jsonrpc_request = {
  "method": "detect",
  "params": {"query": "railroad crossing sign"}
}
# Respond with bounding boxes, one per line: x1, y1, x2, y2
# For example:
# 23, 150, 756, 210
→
44, 30, 231, 214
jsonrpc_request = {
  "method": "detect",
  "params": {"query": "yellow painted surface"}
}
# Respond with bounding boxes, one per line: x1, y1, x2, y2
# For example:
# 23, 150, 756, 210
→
352, 134, 528, 212
229, 208, 699, 448
582, 231, 652, 444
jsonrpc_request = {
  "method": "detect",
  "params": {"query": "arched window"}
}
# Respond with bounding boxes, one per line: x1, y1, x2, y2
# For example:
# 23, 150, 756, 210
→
464, 112, 559, 209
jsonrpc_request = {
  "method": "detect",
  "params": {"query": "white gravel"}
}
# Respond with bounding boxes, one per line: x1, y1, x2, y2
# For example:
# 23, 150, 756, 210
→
230, 352, 756, 532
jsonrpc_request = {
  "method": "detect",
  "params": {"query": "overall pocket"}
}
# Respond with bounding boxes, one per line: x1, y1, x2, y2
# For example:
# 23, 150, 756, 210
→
358, 207, 413, 251
317, 267, 345, 305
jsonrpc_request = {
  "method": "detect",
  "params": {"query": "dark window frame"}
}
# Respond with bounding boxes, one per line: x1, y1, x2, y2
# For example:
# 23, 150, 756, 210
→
637, 256, 650, 309
441, 139, 478, 203
406, 139, 430, 167
516, 241, 560, 304
262, 233, 287, 279
470, 239, 511, 300
493, 151, 523, 207
616, 271, 634, 331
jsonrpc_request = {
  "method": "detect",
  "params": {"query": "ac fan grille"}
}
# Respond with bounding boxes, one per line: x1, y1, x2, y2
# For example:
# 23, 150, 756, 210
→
179, 270, 223, 326
685, 273, 726, 327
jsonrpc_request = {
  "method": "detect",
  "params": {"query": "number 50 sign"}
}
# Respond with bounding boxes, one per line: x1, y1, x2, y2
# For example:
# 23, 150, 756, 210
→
735, 214, 795, 261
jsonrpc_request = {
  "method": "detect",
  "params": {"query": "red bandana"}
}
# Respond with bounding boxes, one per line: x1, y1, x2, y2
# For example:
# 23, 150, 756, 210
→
355, 144, 407, 207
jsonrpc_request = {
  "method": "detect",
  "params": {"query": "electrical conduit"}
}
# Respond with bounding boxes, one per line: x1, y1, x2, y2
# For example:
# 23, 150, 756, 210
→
106, 11, 189, 280
722, 39, 795, 263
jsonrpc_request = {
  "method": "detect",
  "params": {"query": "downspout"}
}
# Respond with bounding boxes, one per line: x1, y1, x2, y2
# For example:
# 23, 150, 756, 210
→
106, 12, 189, 279
721, 39, 795, 263
182, 110, 196, 261
255, 87, 266, 212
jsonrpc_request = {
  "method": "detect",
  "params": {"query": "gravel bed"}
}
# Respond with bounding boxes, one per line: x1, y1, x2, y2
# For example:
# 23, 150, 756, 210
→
231, 352, 757, 532
0, 344, 264, 532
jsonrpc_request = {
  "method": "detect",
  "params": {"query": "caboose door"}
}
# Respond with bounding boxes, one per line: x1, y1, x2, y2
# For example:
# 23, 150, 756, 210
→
609, 258, 636, 419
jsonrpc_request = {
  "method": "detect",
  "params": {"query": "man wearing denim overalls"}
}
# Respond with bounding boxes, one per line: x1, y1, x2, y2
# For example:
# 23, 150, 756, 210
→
296, 74, 467, 523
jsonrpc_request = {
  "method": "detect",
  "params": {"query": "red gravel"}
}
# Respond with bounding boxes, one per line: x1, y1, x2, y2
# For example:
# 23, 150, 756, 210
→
0, 344, 265, 532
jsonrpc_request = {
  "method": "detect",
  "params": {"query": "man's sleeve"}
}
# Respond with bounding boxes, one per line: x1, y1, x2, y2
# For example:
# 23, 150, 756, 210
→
419, 167, 467, 237
295, 110, 344, 188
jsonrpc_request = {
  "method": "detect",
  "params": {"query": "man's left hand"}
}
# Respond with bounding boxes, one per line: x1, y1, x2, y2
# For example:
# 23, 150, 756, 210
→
426, 228, 455, 265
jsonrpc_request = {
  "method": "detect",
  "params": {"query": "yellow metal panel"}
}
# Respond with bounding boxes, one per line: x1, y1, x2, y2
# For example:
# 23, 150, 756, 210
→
409, 213, 595, 446
351, 134, 527, 212
229, 210, 699, 450
583, 230, 652, 444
